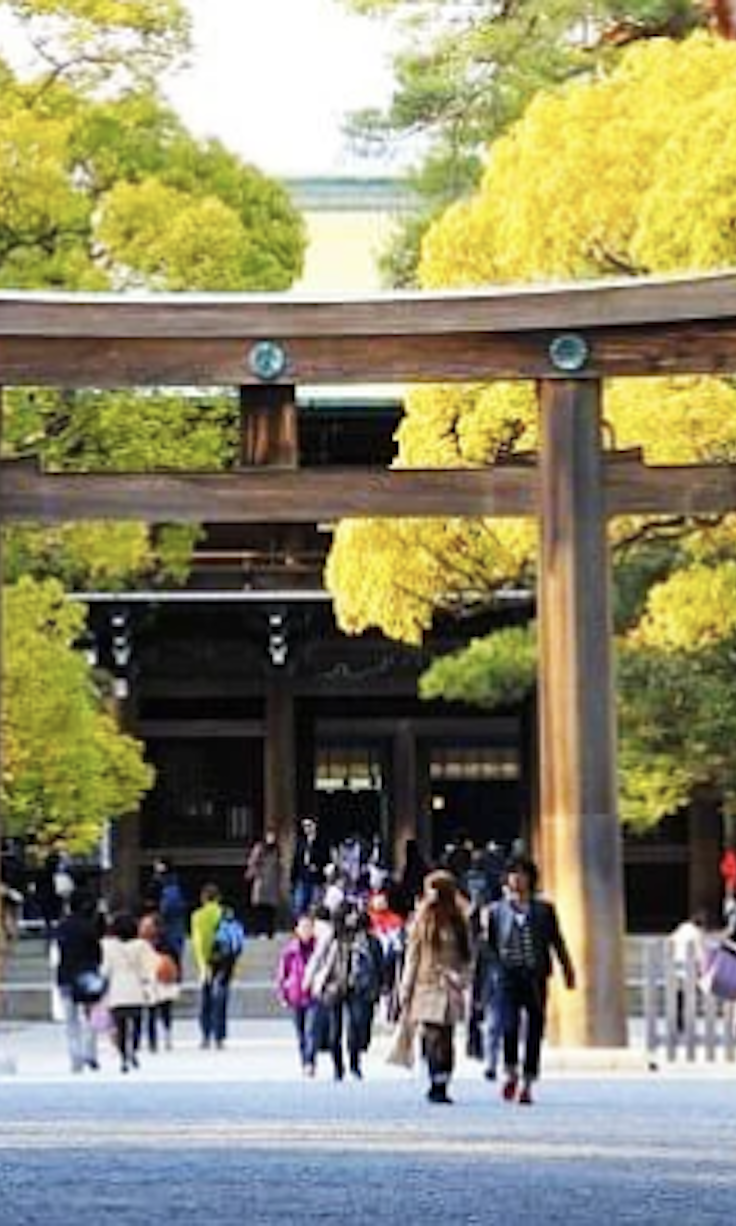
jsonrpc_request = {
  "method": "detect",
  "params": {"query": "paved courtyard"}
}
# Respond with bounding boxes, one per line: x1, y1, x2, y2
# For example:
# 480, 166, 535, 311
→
0, 1020, 734, 1226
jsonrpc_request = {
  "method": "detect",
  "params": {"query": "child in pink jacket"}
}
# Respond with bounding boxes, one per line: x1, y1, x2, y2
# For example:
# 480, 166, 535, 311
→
277, 914, 317, 1074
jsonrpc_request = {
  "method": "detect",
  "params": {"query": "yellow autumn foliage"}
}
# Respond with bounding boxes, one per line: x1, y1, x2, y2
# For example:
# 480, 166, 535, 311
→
327, 33, 736, 645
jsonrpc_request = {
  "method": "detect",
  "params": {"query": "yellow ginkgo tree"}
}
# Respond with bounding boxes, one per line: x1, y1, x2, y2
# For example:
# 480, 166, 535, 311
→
326, 31, 736, 825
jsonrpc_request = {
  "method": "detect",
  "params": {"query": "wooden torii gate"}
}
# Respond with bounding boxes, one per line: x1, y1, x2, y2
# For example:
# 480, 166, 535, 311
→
4, 270, 736, 1047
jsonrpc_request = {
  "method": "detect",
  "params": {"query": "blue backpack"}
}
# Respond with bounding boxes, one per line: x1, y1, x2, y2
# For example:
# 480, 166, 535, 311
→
210, 910, 246, 965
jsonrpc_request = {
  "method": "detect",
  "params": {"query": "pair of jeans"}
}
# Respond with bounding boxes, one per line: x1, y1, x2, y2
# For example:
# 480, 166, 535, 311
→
292, 1003, 318, 1066
315, 999, 344, 1078
292, 881, 315, 920
60, 988, 97, 1071
500, 970, 547, 1081
483, 993, 504, 1075
200, 966, 233, 1045
346, 995, 374, 1065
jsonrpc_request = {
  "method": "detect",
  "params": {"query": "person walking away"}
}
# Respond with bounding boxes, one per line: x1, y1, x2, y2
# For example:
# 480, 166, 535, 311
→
138, 911, 181, 1051
247, 831, 282, 938
101, 912, 157, 1073
669, 910, 707, 1033
277, 913, 317, 1074
155, 862, 187, 968
345, 909, 383, 1078
399, 869, 472, 1104
471, 921, 503, 1080
56, 893, 103, 1073
191, 884, 243, 1049
488, 855, 575, 1105
398, 839, 429, 917
304, 905, 350, 1080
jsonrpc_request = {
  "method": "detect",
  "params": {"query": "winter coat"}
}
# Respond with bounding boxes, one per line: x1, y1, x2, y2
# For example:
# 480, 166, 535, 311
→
248, 843, 282, 908
488, 896, 574, 982
304, 929, 350, 1005
400, 921, 471, 1027
101, 936, 157, 1010
56, 913, 102, 990
138, 914, 181, 1005
156, 874, 187, 957
190, 901, 223, 975
277, 936, 316, 1009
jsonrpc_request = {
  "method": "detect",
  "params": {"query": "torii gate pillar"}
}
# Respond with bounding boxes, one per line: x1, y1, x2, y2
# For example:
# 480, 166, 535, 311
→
538, 379, 627, 1046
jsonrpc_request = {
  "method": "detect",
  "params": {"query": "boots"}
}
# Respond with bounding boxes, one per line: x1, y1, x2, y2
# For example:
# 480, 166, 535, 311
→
427, 1081, 452, 1104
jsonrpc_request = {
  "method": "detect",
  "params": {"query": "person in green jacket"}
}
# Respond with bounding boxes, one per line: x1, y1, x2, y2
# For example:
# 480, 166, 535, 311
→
190, 883, 230, 1049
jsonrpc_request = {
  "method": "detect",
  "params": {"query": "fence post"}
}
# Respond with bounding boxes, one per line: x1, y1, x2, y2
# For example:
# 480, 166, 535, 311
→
704, 982, 717, 1061
664, 941, 678, 1061
725, 1002, 735, 1062
684, 942, 697, 1062
643, 939, 659, 1061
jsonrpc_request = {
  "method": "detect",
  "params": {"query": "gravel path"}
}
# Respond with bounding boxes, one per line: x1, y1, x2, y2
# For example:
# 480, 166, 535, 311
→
1, 1020, 733, 1226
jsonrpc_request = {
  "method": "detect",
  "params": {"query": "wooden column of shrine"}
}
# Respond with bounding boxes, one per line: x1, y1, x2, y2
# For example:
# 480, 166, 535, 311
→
240, 385, 299, 893
537, 379, 627, 1046
392, 720, 419, 868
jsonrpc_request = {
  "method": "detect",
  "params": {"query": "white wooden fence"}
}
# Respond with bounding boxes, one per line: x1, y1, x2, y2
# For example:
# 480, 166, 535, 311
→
643, 938, 736, 1062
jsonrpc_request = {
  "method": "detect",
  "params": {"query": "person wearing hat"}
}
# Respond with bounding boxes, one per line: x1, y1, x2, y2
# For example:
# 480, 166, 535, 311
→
398, 869, 472, 1104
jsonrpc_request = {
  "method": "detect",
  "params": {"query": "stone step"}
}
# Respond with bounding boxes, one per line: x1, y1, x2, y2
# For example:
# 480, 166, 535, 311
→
0, 980, 284, 1022
1, 934, 286, 1021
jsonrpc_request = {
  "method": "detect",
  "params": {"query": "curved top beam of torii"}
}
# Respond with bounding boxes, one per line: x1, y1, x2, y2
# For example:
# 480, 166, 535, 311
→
0, 270, 735, 385
0, 269, 735, 335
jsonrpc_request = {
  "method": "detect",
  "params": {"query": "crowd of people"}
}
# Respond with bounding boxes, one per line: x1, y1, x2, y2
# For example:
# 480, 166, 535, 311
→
30, 822, 583, 1105
277, 819, 576, 1106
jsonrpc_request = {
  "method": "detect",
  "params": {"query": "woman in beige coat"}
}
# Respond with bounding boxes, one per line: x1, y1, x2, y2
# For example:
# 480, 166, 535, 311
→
101, 912, 157, 1073
399, 869, 472, 1103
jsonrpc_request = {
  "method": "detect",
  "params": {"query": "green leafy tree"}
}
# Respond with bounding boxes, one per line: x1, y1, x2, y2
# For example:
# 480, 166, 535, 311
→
2, 577, 154, 852
0, 0, 307, 848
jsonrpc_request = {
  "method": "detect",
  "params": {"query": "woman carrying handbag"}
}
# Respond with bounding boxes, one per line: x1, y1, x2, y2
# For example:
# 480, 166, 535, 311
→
398, 870, 471, 1104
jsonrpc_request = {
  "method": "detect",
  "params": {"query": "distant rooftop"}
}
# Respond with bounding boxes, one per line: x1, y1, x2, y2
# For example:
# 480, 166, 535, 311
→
282, 176, 418, 214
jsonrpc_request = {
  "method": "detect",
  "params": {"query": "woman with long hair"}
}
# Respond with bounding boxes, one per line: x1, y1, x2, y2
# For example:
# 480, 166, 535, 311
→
399, 869, 471, 1103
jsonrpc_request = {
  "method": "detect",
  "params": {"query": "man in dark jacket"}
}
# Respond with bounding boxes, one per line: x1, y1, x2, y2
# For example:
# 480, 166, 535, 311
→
56, 892, 104, 1072
290, 819, 324, 918
487, 855, 575, 1105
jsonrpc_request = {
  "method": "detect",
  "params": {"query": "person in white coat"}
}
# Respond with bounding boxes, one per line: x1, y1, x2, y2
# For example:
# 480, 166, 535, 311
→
101, 912, 157, 1073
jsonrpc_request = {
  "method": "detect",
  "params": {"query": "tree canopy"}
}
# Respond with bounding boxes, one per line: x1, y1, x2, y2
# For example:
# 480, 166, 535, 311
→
0, 0, 191, 93
0, 0, 307, 848
2, 577, 154, 851
326, 32, 736, 826
340, 0, 707, 283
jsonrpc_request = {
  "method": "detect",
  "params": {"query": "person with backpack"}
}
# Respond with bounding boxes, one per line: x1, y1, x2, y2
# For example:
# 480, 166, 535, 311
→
345, 909, 383, 1079
191, 883, 244, 1050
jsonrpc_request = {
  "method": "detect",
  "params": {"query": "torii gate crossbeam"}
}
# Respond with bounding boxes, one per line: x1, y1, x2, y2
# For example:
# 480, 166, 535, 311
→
4, 271, 736, 1048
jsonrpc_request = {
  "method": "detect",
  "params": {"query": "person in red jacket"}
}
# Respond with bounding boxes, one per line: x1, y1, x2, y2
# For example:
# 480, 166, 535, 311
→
720, 847, 736, 921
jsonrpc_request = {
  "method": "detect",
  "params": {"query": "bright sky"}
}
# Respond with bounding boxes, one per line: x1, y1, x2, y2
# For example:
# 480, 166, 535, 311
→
166, 0, 399, 177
